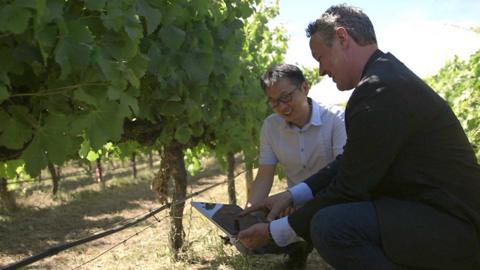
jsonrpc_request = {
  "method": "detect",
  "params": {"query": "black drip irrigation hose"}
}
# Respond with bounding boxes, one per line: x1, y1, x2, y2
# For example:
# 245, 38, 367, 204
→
1, 169, 245, 270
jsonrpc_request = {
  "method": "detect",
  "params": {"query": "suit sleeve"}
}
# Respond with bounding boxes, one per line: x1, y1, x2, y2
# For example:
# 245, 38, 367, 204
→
289, 90, 415, 241
303, 155, 342, 193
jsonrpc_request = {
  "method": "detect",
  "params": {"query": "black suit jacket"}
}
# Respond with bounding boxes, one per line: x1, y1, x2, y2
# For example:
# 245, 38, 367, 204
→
288, 50, 480, 269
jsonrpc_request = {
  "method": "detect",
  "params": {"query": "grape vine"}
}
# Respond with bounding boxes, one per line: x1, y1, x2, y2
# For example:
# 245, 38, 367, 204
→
427, 49, 480, 159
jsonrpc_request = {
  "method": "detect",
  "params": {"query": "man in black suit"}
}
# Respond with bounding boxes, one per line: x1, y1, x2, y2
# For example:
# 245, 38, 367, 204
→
239, 4, 480, 269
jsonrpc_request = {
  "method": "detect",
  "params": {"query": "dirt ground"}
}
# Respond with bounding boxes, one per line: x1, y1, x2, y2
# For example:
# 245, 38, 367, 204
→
0, 159, 333, 270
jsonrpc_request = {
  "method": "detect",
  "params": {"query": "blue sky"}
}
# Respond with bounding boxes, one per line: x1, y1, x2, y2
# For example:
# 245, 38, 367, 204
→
276, 0, 480, 75
272, 0, 480, 103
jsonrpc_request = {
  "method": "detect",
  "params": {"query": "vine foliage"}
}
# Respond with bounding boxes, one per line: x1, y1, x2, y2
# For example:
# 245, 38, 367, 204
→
427, 49, 480, 159
0, 0, 287, 179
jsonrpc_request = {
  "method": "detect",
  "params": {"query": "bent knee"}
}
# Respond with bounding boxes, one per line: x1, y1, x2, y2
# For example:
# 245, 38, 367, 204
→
309, 206, 340, 249
309, 202, 377, 249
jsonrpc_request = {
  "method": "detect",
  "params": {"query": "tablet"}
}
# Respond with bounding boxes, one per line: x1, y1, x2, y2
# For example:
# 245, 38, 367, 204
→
191, 201, 285, 255
191, 202, 266, 237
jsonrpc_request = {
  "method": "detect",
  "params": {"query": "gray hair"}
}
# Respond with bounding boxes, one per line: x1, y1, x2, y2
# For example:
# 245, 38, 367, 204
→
306, 4, 377, 47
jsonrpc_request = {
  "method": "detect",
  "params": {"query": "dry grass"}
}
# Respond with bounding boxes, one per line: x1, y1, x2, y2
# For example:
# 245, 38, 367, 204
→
0, 158, 333, 270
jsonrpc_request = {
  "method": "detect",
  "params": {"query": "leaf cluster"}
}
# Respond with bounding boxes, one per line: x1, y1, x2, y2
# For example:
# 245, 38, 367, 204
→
427, 50, 480, 159
0, 0, 288, 177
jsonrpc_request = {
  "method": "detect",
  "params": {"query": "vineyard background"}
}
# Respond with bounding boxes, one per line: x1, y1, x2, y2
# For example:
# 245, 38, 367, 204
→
0, 0, 479, 269
0, 154, 333, 269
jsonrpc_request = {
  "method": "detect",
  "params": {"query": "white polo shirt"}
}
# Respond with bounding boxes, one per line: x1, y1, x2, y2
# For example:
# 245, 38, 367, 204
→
259, 99, 346, 187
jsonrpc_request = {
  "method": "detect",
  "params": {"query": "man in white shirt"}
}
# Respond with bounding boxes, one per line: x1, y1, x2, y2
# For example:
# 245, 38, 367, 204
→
247, 63, 346, 268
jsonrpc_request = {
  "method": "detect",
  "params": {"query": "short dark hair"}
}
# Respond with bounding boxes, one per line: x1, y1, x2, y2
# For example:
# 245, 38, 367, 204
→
306, 4, 377, 47
260, 64, 306, 91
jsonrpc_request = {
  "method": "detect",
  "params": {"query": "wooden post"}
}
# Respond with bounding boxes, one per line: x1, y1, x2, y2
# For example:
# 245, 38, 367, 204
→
47, 163, 60, 195
227, 152, 236, 205
95, 157, 105, 189
164, 142, 187, 260
0, 177, 16, 211
131, 152, 137, 179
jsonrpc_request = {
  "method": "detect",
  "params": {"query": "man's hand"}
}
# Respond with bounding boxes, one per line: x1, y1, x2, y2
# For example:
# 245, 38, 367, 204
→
240, 191, 293, 221
238, 223, 269, 250
279, 206, 296, 217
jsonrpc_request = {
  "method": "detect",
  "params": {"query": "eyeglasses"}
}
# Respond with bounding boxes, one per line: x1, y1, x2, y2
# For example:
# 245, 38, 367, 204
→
267, 86, 300, 108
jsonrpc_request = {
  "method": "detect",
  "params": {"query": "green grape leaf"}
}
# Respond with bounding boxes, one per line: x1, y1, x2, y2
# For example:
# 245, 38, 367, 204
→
116, 141, 139, 159
54, 21, 94, 78
42, 0, 63, 22
120, 91, 139, 115
15, 0, 37, 9
102, 33, 139, 61
68, 20, 94, 43
96, 50, 124, 82
174, 125, 192, 144
21, 113, 74, 167
0, 114, 32, 149
101, 2, 124, 31
86, 150, 99, 161
21, 135, 48, 176
124, 15, 143, 41
195, 22, 214, 50
107, 86, 122, 100
78, 140, 91, 159
35, 24, 58, 63
158, 101, 184, 116
191, 123, 204, 136
187, 104, 202, 124
159, 25, 185, 50
0, 105, 33, 148
0, 111, 8, 130
137, 0, 162, 34
54, 39, 74, 78
86, 101, 130, 150
0, 45, 23, 76
125, 69, 140, 89
42, 114, 74, 164
237, 2, 254, 18
181, 52, 213, 84
74, 86, 107, 106
0, 85, 9, 103
85, 0, 106, 11
0, 160, 25, 179
0, 74, 9, 87
189, 0, 209, 17
157, 128, 172, 145
0, 4, 31, 34
35, 0, 47, 19
128, 53, 149, 79
146, 42, 162, 75
70, 112, 95, 135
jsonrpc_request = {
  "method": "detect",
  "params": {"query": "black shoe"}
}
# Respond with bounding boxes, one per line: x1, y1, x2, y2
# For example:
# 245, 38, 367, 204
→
282, 241, 313, 269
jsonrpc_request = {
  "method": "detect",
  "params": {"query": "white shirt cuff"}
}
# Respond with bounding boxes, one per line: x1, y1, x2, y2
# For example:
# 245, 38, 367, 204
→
269, 217, 303, 247
289, 183, 314, 207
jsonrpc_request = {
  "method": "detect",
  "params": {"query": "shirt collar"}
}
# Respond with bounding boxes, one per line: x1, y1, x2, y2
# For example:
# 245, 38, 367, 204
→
310, 98, 323, 127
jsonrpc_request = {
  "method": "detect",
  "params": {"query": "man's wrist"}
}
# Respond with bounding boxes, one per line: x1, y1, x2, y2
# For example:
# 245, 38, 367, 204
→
269, 217, 303, 247
288, 183, 314, 207
267, 222, 273, 240
286, 190, 294, 207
